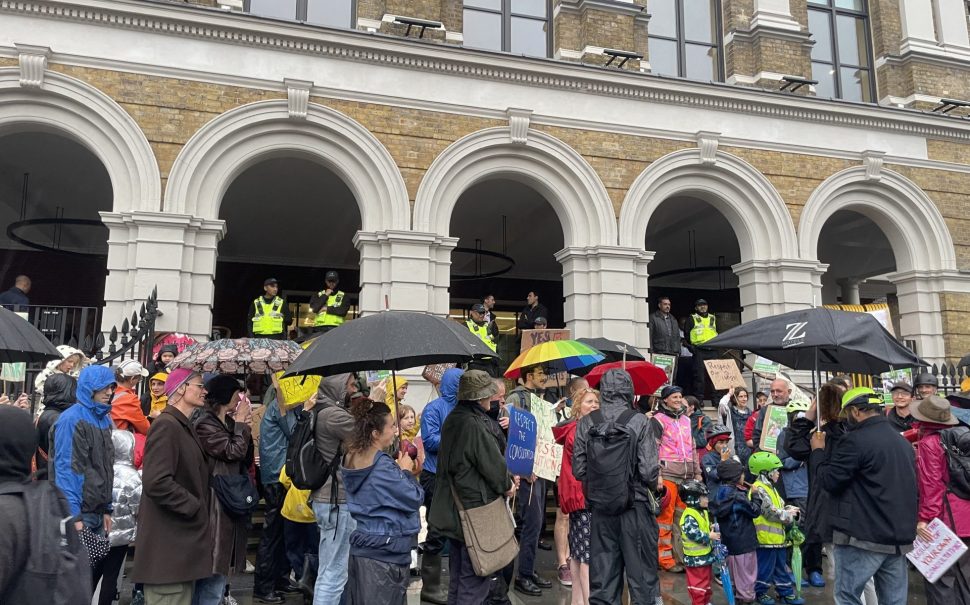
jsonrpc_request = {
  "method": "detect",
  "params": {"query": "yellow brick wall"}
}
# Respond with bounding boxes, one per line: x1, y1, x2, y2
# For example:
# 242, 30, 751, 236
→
941, 293, 970, 360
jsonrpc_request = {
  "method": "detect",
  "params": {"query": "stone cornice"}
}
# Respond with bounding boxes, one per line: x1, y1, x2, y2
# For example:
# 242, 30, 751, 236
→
556, 0, 647, 18
4, 0, 970, 141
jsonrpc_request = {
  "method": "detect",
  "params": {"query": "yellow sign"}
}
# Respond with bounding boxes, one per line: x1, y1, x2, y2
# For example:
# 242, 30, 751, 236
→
275, 371, 321, 407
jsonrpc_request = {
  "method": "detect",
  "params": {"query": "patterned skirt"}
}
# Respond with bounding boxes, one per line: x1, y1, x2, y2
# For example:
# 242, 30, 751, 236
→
568, 509, 592, 564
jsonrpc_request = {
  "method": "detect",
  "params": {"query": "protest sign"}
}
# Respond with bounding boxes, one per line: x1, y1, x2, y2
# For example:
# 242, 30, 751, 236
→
651, 354, 677, 396
520, 329, 570, 354
366, 370, 391, 385
506, 405, 537, 477
753, 357, 780, 378
880, 368, 913, 403
907, 518, 969, 583
758, 404, 790, 454
704, 359, 746, 390
422, 363, 456, 386
274, 371, 321, 408
530, 393, 557, 440
534, 438, 563, 482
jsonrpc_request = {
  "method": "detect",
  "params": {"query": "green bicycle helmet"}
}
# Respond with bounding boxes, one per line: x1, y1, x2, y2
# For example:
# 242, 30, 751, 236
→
748, 451, 783, 476
786, 400, 810, 414
841, 387, 882, 410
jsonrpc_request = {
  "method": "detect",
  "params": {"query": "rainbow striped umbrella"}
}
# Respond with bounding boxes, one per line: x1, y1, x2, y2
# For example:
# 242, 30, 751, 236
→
504, 339, 605, 379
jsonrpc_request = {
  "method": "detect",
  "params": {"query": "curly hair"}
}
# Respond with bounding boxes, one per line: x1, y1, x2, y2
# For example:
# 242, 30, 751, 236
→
348, 398, 392, 452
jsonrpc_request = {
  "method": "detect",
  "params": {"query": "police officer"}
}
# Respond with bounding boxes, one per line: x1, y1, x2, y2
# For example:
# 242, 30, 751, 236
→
309, 270, 350, 334
248, 278, 292, 340
466, 303, 500, 377
913, 371, 939, 399
686, 298, 718, 403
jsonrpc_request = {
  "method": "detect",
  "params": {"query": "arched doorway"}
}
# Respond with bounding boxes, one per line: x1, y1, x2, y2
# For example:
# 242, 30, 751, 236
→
817, 209, 897, 308
213, 156, 361, 339
0, 131, 111, 345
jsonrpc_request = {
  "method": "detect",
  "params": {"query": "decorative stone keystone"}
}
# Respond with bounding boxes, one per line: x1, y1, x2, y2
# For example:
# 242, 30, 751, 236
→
284, 78, 312, 120
862, 150, 886, 182
507, 108, 533, 144
696, 131, 721, 165
16, 44, 50, 89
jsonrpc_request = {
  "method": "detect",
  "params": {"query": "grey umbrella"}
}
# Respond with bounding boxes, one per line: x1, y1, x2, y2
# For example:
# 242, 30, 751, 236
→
0, 305, 61, 363
701, 307, 925, 375
576, 337, 646, 363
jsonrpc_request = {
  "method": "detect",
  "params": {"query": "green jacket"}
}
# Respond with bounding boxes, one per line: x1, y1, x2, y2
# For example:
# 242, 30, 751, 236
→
427, 402, 512, 543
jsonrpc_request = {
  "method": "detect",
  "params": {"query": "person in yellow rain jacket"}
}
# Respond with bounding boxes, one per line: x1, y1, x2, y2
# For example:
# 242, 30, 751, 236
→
280, 467, 319, 596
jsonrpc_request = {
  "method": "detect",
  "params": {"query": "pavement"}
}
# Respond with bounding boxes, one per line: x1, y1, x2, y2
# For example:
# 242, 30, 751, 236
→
116, 543, 929, 605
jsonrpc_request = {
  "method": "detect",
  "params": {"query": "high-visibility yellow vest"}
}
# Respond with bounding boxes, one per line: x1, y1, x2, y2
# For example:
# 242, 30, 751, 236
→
314, 291, 346, 327
466, 320, 497, 352
749, 479, 787, 546
252, 297, 285, 335
690, 314, 717, 345
679, 507, 713, 558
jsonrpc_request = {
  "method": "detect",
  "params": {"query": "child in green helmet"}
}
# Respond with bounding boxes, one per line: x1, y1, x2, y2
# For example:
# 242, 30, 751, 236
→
678, 480, 719, 605
748, 452, 803, 605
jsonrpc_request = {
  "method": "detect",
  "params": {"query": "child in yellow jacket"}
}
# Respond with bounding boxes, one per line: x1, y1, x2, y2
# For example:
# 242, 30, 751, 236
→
280, 468, 319, 593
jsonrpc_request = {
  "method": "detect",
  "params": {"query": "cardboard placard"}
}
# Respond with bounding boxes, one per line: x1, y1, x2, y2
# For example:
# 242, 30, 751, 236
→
506, 405, 537, 477
758, 404, 790, 454
534, 438, 563, 482
274, 371, 322, 407
703, 359, 746, 390
651, 354, 678, 396
422, 363, 456, 386
907, 518, 969, 583
519, 329, 571, 354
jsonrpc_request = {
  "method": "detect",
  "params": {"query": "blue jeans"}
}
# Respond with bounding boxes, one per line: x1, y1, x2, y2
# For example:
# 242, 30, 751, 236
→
312, 502, 356, 605
191, 574, 225, 605
755, 547, 793, 598
80, 512, 106, 535
833, 544, 908, 605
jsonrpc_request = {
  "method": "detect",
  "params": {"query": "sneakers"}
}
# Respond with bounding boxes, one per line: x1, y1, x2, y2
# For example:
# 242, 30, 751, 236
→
808, 571, 826, 587
756, 595, 776, 605
557, 564, 573, 587
780, 597, 805, 605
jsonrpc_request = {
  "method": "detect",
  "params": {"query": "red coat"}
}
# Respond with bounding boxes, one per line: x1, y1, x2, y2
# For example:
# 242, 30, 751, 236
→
916, 423, 970, 538
552, 420, 586, 513
744, 413, 757, 443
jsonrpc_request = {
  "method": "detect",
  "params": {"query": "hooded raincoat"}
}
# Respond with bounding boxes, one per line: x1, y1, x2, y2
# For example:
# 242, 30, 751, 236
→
34, 372, 76, 480
33, 345, 85, 402
51, 365, 116, 516
108, 430, 142, 547
311, 373, 356, 505
420, 368, 463, 475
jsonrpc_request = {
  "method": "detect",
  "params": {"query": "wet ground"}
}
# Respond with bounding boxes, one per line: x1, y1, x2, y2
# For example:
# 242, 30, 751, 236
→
116, 543, 928, 604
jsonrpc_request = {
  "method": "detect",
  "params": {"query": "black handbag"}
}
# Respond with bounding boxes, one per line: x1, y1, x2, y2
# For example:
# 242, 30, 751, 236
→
210, 474, 259, 519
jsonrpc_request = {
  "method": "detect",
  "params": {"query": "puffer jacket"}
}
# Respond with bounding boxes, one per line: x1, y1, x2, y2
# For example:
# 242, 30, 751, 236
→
109, 430, 142, 547
574, 369, 661, 503
341, 450, 424, 565
709, 483, 760, 555
34, 373, 76, 480
51, 365, 116, 516
420, 368, 463, 475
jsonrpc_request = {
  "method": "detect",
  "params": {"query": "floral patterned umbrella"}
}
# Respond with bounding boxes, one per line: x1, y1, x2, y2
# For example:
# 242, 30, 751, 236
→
167, 338, 303, 375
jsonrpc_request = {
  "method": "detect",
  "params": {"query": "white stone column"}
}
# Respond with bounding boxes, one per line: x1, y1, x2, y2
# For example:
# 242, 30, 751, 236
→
898, 0, 939, 53
100, 211, 225, 341
888, 270, 947, 363
898, 0, 970, 58
556, 246, 653, 350
354, 230, 458, 317
750, 0, 801, 32
838, 278, 862, 305
732, 259, 828, 322
934, 0, 970, 57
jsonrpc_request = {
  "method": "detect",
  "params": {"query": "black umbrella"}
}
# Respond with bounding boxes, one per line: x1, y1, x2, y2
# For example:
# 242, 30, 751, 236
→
0, 305, 61, 363
576, 337, 646, 363
958, 353, 970, 368
702, 307, 925, 375
282, 311, 497, 377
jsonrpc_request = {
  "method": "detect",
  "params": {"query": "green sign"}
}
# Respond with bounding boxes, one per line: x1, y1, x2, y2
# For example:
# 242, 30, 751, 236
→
753, 356, 781, 377
651, 354, 677, 396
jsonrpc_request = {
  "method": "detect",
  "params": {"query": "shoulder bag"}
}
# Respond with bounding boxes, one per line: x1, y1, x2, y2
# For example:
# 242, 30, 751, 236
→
450, 484, 518, 577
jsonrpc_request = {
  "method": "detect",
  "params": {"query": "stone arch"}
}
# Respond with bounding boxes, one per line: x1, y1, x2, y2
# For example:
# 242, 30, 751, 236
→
164, 100, 409, 231
798, 166, 956, 272
412, 127, 617, 247
618, 148, 798, 259
0, 68, 161, 211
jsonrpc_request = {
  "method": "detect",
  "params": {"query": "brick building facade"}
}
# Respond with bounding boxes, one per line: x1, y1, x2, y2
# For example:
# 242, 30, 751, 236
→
1, 0, 969, 363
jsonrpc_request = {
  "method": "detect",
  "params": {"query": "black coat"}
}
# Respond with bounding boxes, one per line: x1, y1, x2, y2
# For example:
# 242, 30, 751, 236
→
814, 415, 917, 547
34, 374, 76, 480
709, 483, 760, 555
786, 417, 847, 544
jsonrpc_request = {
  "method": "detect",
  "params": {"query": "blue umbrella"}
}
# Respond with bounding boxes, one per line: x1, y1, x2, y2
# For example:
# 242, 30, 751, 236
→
712, 521, 735, 605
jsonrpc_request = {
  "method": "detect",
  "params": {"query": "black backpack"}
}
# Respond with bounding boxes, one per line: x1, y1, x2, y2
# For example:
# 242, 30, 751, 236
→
285, 406, 340, 491
0, 481, 92, 605
583, 409, 639, 515
940, 425, 970, 501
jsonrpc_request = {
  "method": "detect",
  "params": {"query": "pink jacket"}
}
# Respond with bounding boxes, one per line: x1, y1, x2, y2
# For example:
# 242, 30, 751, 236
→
655, 411, 699, 480
916, 425, 970, 538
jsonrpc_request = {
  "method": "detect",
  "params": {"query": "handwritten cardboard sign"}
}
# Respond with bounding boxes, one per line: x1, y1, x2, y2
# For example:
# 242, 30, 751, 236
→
758, 404, 790, 454
907, 518, 969, 583
703, 359, 746, 390
651, 354, 677, 396
422, 363, 456, 386
506, 405, 537, 477
519, 329, 571, 354
534, 438, 563, 481
274, 371, 321, 407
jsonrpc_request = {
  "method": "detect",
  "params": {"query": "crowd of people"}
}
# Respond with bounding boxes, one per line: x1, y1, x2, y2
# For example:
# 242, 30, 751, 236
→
1, 281, 969, 605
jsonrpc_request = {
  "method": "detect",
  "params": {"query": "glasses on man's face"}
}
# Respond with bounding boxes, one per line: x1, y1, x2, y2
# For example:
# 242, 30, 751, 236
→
187, 382, 207, 390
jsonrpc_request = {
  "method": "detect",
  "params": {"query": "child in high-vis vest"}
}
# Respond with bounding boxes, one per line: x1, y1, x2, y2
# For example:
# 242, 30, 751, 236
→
747, 452, 804, 605
678, 479, 720, 605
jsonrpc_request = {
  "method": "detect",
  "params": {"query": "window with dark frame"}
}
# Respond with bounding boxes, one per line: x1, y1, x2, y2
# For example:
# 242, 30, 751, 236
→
646, 0, 722, 81
463, 0, 551, 58
245, 0, 355, 29
807, 0, 874, 102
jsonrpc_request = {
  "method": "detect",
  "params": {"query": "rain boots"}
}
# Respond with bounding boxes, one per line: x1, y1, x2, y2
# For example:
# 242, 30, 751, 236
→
420, 553, 449, 604
296, 553, 317, 597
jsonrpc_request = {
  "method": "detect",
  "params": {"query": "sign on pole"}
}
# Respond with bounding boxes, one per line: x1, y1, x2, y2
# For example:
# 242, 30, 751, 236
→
758, 404, 790, 454
651, 354, 677, 396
